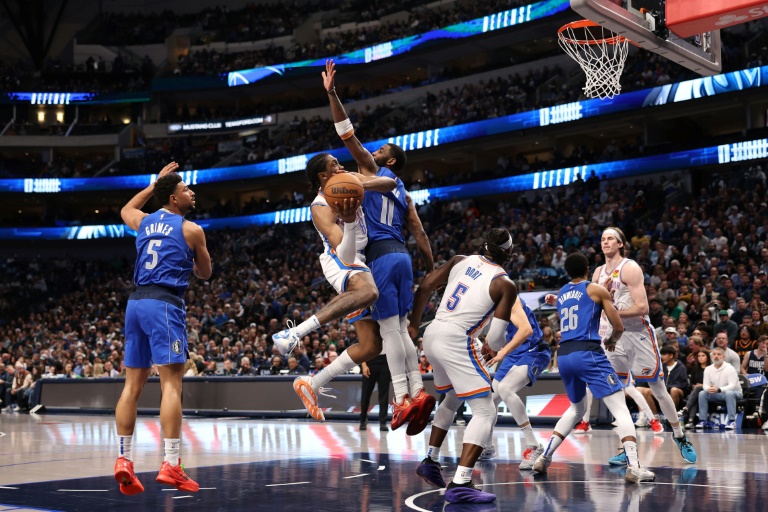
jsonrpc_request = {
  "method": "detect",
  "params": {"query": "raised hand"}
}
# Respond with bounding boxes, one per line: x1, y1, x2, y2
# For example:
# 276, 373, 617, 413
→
322, 59, 336, 92
158, 161, 179, 177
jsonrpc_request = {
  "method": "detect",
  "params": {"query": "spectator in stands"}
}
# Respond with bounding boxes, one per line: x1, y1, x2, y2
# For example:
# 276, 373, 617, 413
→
733, 325, 758, 364
712, 331, 742, 369
218, 359, 237, 376
238, 357, 258, 376
680, 347, 710, 428
418, 355, 432, 374
286, 357, 306, 375
696, 347, 742, 429
741, 335, 767, 377
713, 310, 739, 343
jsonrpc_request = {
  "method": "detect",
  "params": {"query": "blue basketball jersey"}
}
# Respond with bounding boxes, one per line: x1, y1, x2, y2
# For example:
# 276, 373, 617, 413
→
362, 167, 408, 244
557, 281, 601, 343
506, 299, 544, 352
133, 209, 194, 293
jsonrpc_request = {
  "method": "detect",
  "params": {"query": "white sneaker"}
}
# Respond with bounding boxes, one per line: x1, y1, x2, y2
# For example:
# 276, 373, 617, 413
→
519, 444, 545, 471
634, 412, 648, 428
625, 465, 656, 483
532, 454, 552, 474
272, 320, 300, 356
479, 444, 496, 460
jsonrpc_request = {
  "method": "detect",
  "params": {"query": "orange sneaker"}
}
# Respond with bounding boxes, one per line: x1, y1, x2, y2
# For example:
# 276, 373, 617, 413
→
114, 456, 144, 496
293, 376, 325, 421
406, 390, 436, 436
391, 394, 416, 431
156, 459, 199, 492
648, 417, 664, 434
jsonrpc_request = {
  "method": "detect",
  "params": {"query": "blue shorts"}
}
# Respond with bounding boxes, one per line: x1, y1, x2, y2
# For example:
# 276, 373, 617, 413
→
368, 252, 413, 320
494, 346, 552, 386
124, 298, 188, 368
558, 344, 625, 403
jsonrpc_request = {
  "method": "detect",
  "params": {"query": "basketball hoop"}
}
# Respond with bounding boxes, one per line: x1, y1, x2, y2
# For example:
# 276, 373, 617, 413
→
558, 20, 629, 100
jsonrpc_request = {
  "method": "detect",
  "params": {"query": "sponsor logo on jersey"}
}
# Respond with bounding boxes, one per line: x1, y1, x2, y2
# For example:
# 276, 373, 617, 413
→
611, 270, 620, 278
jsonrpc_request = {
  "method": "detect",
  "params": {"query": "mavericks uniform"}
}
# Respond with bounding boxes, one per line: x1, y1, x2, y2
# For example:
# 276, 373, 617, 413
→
311, 192, 370, 294
556, 281, 625, 403
424, 255, 507, 399
362, 167, 413, 320
597, 258, 662, 383
494, 300, 551, 386
125, 209, 193, 367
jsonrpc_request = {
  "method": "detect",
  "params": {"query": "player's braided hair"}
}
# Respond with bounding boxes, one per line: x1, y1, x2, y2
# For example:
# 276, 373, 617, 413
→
483, 228, 513, 265
306, 153, 330, 191
153, 173, 182, 206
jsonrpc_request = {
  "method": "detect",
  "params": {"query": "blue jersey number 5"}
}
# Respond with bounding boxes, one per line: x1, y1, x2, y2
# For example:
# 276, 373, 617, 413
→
446, 283, 469, 311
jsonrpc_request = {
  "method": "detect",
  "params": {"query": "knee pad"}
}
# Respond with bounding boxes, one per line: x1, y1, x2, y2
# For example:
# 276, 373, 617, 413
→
463, 395, 496, 447
433, 390, 462, 431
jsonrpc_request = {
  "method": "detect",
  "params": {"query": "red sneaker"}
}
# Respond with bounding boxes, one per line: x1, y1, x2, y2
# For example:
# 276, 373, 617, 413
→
573, 420, 592, 434
406, 390, 436, 436
391, 395, 415, 431
114, 456, 144, 496
648, 417, 664, 434
156, 459, 199, 492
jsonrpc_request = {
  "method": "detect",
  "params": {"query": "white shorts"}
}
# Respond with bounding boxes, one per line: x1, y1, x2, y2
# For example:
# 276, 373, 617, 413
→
606, 323, 663, 383
423, 320, 492, 399
319, 250, 370, 294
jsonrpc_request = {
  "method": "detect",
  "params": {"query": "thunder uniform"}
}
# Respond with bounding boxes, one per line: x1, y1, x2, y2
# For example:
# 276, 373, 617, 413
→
556, 281, 625, 402
494, 300, 551, 386
362, 167, 413, 319
125, 209, 193, 367
597, 258, 663, 383
424, 255, 508, 399
311, 192, 370, 294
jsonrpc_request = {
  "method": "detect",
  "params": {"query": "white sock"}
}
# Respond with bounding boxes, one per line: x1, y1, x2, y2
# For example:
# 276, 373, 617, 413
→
623, 440, 639, 468
452, 465, 473, 484
543, 435, 563, 458
521, 424, 538, 447
118, 435, 133, 461
295, 315, 321, 338
311, 350, 354, 390
392, 374, 409, 403
163, 438, 180, 465
672, 424, 685, 438
408, 371, 424, 397
427, 445, 441, 462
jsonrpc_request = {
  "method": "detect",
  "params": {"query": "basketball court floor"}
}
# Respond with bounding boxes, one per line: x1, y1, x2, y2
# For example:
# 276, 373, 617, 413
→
1, 414, 766, 511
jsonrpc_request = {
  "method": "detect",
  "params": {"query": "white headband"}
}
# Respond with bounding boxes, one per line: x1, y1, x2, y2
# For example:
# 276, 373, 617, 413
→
602, 228, 622, 242
499, 236, 513, 250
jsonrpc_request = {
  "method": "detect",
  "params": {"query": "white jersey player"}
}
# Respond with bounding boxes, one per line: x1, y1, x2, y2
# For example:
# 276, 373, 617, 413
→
594, 227, 697, 465
408, 228, 518, 505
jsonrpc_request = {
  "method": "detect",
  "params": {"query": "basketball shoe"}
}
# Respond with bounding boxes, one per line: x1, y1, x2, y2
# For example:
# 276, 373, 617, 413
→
532, 454, 552, 474
114, 457, 144, 495
445, 481, 496, 504
416, 457, 446, 488
573, 420, 592, 434
391, 395, 415, 431
293, 376, 325, 421
672, 434, 697, 463
478, 443, 496, 461
648, 417, 664, 434
624, 465, 656, 483
156, 459, 199, 492
519, 444, 545, 470
406, 390, 436, 436
272, 320, 300, 356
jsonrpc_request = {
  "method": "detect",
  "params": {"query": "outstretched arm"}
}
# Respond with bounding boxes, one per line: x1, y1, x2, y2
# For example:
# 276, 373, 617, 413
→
121, 162, 178, 231
406, 193, 434, 274
358, 173, 396, 193
323, 60, 378, 176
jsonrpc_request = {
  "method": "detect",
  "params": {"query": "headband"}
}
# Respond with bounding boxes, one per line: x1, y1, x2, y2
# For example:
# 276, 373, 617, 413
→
499, 236, 513, 250
602, 228, 622, 242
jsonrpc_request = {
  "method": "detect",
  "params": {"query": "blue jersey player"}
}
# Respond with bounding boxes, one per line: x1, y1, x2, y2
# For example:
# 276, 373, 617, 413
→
534, 252, 655, 483
324, 59, 436, 435
114, 162, 211, 496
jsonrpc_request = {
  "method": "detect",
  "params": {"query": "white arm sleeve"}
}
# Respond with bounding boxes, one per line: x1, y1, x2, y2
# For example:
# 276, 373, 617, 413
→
486, 317, 510, 352
335, 221, 357, 263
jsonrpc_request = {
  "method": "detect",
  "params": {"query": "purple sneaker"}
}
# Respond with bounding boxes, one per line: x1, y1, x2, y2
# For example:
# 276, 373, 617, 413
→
444, 481, 496, 504
416, 457, 446, 488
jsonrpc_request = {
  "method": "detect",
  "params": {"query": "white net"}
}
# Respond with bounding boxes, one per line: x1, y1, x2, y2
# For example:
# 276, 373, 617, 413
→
558, 21, 629, 100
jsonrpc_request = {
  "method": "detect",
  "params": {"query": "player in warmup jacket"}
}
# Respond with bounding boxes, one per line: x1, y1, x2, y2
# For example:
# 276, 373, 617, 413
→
273, 153, 398, 421
408, 228, 517, 504
323, 59, 436, 434
536, 252, 656, 483
595, 227, 697, 465
114, 162, 211, 495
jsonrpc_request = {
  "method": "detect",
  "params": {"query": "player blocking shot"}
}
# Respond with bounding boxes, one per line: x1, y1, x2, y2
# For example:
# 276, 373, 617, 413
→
537, 252, 655, 483
273, 153, 397, 422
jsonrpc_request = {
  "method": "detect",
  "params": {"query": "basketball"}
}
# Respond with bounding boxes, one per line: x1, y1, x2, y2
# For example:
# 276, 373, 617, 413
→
324, 172, 364, 204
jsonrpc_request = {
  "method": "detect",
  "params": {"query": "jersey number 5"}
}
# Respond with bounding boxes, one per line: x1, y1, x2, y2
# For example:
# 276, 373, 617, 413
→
145, 240, 162, 269
560, 305, 578, 332
446, 283, 469, 311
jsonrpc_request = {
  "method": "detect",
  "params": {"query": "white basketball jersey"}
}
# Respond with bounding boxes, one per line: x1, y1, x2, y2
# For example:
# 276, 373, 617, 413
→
597, 258, 651, 337
311, 193, 368, 259
435, 255, 508, 335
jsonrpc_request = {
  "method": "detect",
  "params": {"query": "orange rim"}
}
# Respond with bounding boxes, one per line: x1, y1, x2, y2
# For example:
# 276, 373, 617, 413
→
558, 19, 628, 46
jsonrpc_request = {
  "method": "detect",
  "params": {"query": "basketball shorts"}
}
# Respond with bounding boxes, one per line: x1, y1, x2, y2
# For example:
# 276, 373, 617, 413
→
124, 298, 188, 368
368, 252, 413, 320
494, 344, 552, 387
558, 344, 625, 403
606, 328, 663, 383
423, 320, 491, 400
319, 249, 370, 294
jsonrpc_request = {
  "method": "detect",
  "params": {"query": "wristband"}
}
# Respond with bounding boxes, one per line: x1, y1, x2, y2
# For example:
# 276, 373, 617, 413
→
335, 118, 353, 137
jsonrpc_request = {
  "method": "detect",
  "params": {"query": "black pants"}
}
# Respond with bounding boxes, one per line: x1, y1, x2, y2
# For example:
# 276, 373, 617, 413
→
360, 354, 391, 426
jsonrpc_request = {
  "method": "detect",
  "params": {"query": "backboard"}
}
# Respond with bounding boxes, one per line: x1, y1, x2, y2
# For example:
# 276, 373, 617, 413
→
570, 0, 723, 75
